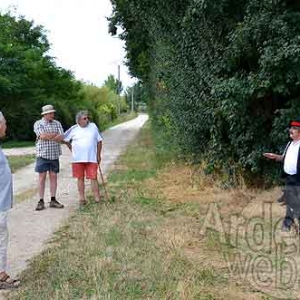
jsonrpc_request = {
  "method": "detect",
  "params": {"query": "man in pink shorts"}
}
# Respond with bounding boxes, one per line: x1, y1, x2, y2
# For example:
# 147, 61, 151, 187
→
64, 111, 103, 205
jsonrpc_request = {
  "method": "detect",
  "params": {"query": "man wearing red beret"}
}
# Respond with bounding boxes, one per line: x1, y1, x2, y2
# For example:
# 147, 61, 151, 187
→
264, 117, 300, 232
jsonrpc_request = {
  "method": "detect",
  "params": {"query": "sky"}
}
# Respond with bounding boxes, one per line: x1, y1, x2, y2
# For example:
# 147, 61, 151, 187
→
0, 0, 136, 88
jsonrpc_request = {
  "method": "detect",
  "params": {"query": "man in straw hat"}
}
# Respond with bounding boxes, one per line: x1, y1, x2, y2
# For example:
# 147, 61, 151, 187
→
264, 116, 300, 232
0, 111, 20, 289
33, 104, 65, 211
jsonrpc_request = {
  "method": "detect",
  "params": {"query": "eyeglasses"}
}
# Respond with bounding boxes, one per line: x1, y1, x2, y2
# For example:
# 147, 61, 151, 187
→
82, 117, 89, 120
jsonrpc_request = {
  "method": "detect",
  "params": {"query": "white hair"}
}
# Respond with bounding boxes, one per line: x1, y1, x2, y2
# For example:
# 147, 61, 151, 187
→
75, 110, 88, 123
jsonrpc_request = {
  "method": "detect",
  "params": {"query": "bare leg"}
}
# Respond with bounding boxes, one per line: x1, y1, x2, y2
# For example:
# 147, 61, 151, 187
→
77, 178, 85, 201
38, 172, 47, 199
91, 179, 100, 202
49, 171, 57, 198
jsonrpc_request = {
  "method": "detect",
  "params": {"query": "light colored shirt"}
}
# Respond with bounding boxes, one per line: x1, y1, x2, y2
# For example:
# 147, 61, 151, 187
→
284, 140, 300, 175
64, 122, 103, 163
0, 146, 12, 211
34, 118, 64, 160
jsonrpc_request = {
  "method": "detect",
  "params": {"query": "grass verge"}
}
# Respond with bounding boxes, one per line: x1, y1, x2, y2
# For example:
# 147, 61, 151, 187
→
14, 188, 37, 204
101, 112, 138, 131
7, 122, 289, 300
1, 141, 35, 149
7, 155, 35, 173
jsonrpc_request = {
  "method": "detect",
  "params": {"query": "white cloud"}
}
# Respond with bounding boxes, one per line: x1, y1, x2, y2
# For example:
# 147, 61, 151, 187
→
0, 0, 136, 88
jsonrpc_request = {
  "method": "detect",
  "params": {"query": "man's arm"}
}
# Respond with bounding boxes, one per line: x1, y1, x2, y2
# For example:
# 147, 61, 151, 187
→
97, 141, 102, 164
62, 124, 76, 151
52, 134, 64, 142
34, 121, 63, 141
39, 133, 58, 140
263, 153, 283, 161
61, 140, 72, 151
51, 122, 65, 142
95, 123, 103, 164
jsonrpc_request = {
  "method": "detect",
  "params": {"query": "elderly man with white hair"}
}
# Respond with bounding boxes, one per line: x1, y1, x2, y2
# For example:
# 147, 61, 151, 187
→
64, 110, 103, 205
0, 111, 20, 289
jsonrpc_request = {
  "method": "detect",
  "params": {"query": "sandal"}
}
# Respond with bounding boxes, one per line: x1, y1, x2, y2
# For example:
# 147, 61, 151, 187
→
0, 273, 20, 289
79, 200, 87, 206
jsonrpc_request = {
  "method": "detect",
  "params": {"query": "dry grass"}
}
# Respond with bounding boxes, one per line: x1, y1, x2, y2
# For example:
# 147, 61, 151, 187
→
7, 155, 35, 173
143, 161, 300, 299
14, 188, 37, 204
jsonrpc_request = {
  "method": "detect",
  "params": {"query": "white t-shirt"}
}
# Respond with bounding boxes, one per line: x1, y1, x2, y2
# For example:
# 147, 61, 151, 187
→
64, 122, 103, 163
284, 140, 300, 175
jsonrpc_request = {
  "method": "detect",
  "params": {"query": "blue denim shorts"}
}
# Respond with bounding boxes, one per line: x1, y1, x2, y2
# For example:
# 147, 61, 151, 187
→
35, 157, 60, 173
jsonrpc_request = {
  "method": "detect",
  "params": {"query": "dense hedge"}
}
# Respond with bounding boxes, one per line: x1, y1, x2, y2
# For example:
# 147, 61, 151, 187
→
109, 0, 300, 182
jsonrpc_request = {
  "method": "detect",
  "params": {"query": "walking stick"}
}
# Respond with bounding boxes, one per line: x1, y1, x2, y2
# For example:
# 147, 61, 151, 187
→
98, 164, 110, 201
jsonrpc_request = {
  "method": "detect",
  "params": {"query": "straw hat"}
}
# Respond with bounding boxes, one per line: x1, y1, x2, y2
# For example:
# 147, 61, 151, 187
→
41, 104, 56, 115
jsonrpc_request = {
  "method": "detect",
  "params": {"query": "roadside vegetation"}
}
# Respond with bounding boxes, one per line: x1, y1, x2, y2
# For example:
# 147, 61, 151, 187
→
8, 123, 294, 300
1, 142, 35, 149
100, 111, 138, 131
7, 155, 35, 173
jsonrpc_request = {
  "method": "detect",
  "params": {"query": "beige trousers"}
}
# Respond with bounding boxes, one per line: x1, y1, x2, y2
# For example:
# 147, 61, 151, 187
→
0, 211, 8, 272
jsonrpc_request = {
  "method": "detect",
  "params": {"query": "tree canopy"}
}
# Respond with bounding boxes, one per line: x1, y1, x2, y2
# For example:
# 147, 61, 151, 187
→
0, 12, 128, 141
103, 74, 123, 95
0, 12, 84, 139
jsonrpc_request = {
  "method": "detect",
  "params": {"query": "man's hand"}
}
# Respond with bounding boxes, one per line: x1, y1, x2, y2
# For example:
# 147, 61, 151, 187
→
39, 133, 57, 140
39, 133, 64, 142
263, 153, 276, 159
263, 153, 283, 161
52, 134, 64, 142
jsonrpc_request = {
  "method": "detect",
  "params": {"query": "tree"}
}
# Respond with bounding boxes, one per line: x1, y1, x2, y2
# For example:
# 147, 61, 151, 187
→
125, 82, 149, 111
0, 12, 83, 140
103, 74, 123, 94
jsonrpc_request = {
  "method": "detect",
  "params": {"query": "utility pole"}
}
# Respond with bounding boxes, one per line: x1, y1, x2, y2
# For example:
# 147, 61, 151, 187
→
118, 64, 121, 115
131, 87, 134, 113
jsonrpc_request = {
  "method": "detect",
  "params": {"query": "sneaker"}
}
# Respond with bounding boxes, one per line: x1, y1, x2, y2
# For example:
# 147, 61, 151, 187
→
49, 199, 64, 209
35, 200, 45, 211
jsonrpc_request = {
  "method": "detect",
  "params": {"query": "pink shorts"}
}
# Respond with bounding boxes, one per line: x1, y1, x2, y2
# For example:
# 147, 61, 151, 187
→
72, 163, 98, 179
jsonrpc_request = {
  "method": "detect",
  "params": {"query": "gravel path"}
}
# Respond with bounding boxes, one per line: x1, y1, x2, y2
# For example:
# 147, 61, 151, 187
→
2, 114, 148, 284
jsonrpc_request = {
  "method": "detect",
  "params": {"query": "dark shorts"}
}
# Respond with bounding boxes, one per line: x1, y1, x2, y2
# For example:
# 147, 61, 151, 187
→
35, 157, 60, 174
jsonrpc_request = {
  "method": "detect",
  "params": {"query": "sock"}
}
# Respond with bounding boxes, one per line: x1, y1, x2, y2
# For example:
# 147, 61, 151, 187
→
51, 197, 56, 201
